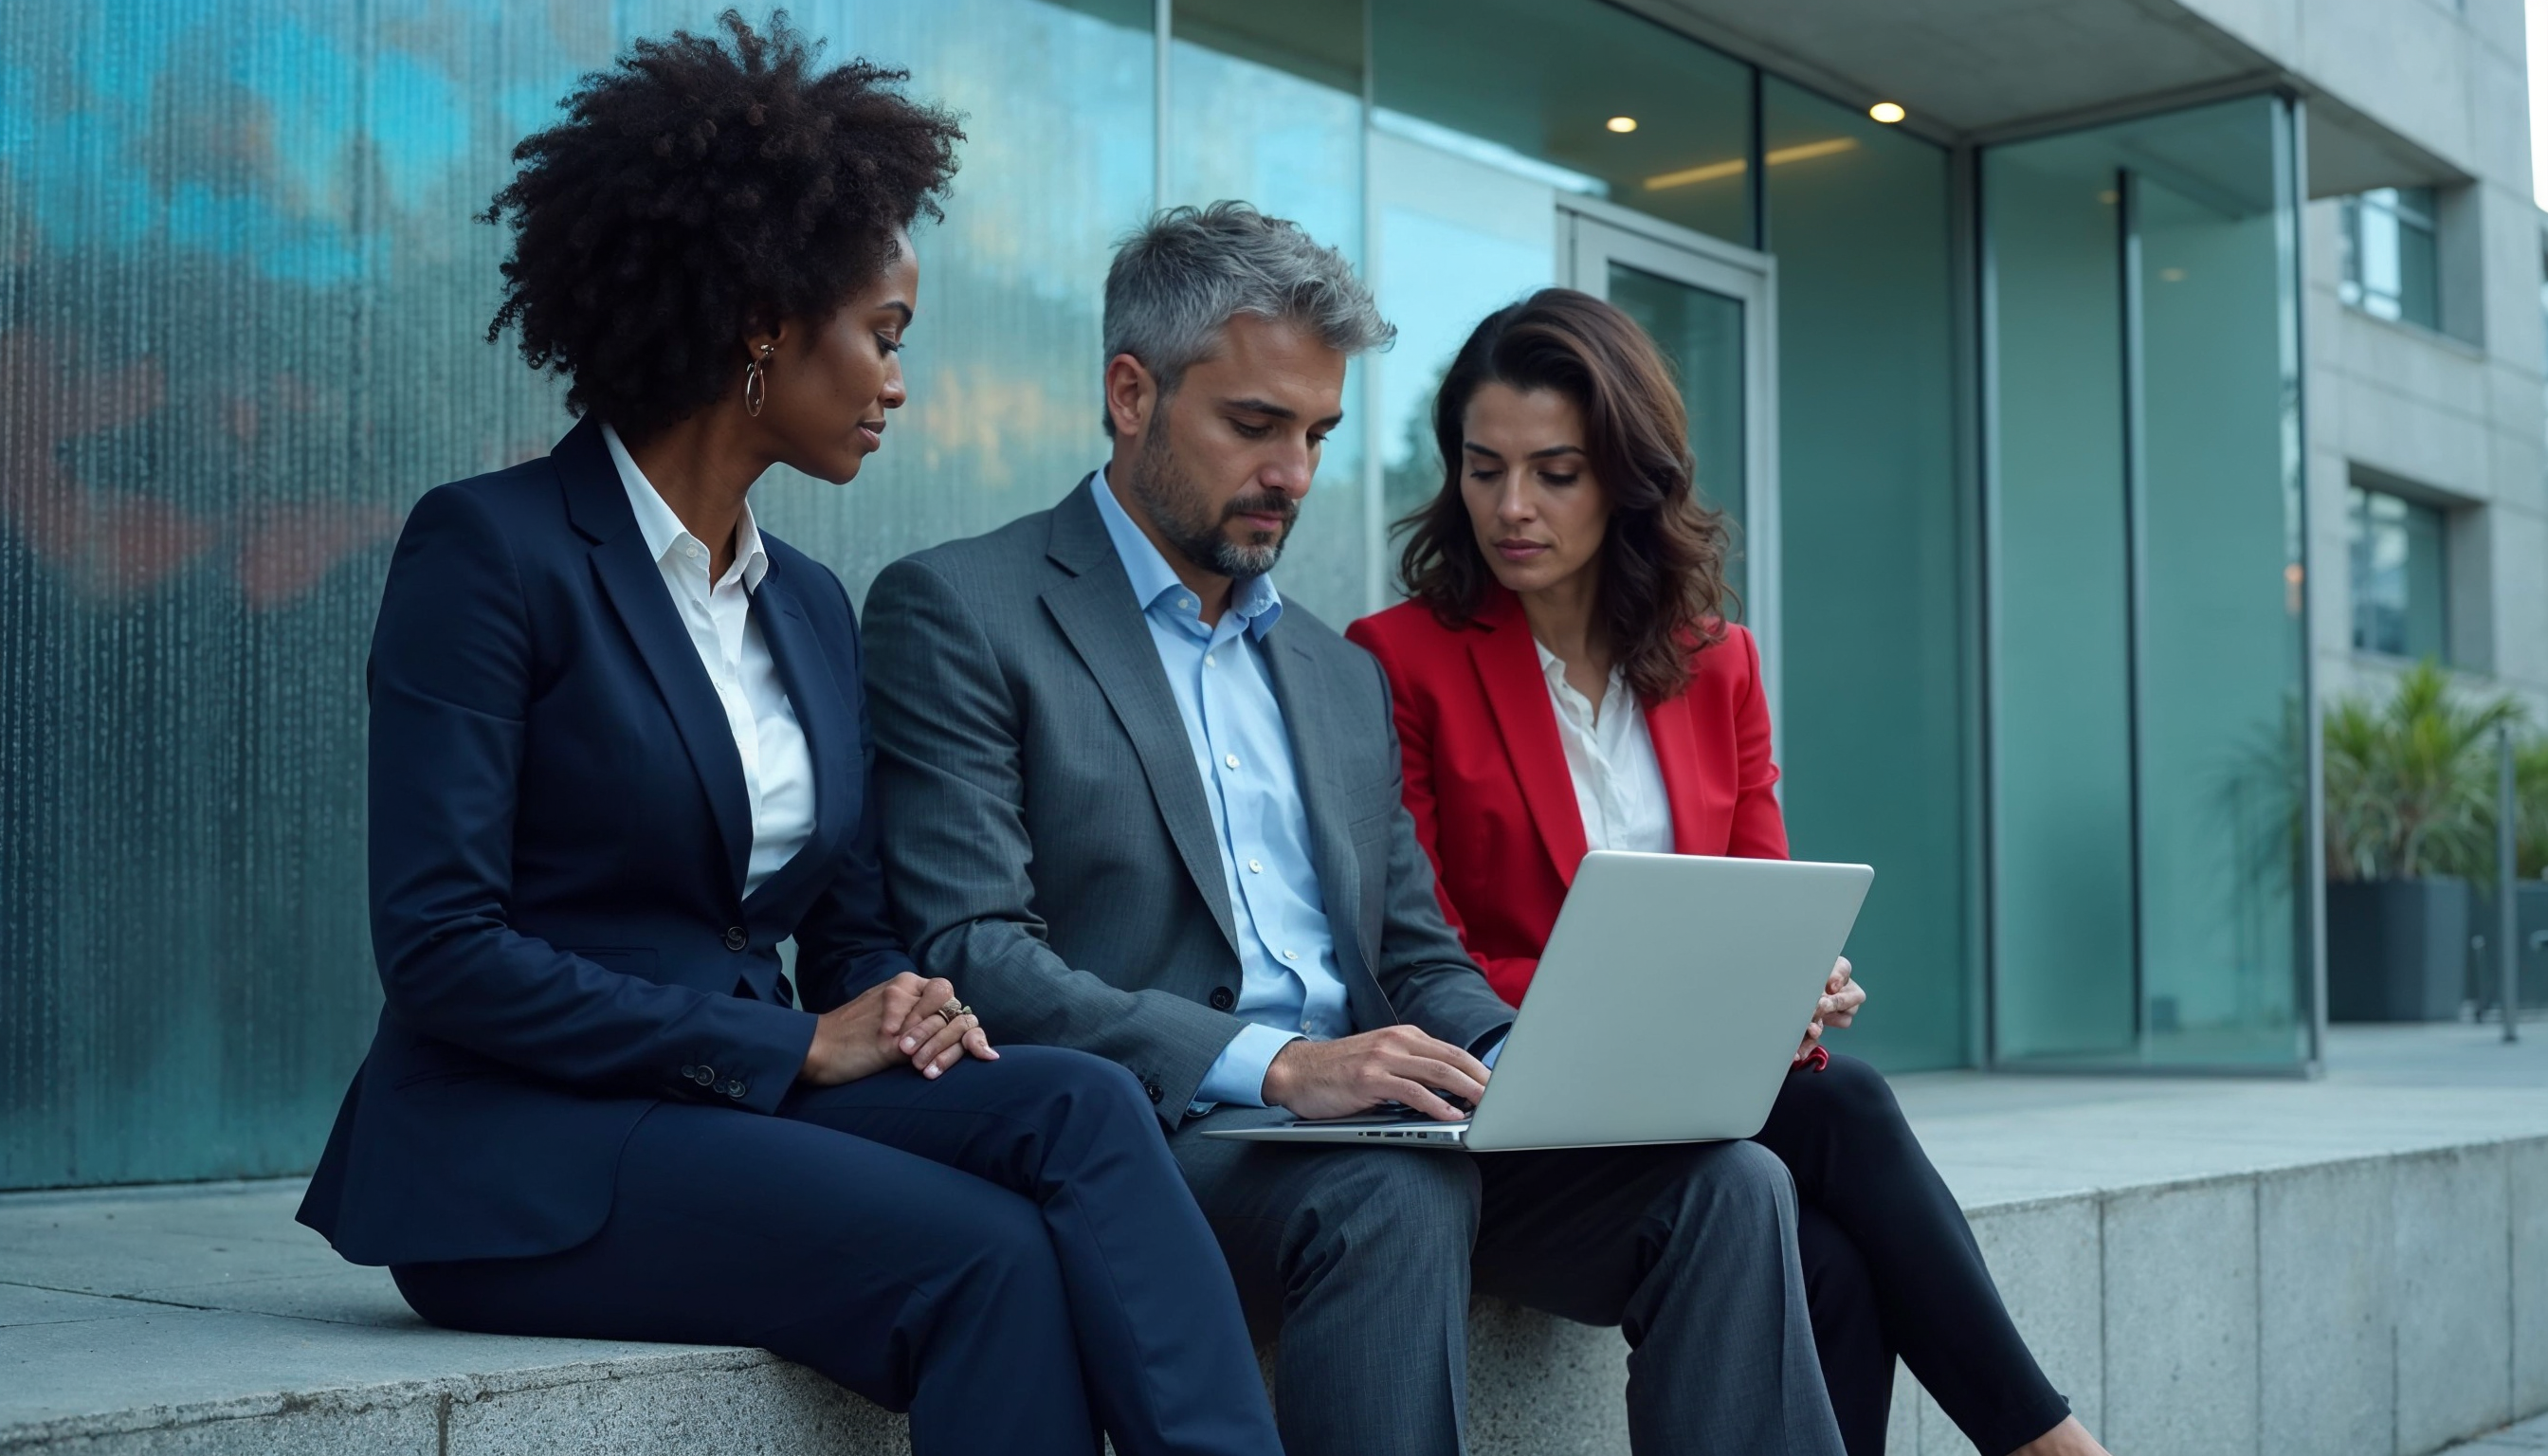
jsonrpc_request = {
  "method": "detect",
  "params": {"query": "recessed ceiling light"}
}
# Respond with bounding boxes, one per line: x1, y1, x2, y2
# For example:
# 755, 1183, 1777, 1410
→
1606, 116, 1638, 134
1868, 101, 1906, 124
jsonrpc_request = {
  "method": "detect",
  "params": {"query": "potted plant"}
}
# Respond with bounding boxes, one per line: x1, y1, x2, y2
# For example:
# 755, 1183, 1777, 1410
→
2322, 662, 2521, 1021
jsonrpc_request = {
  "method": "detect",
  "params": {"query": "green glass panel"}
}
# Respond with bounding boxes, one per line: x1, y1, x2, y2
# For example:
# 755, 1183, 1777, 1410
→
1982, 126, 2139, 1063
1168, 7, 1369, 620
1762, 77, 1966, 1070
0, 0, 1155, 1189
1984, 95, 2309, 1069
2130, 97, 2307, 1065
1372, 0, 1753, 247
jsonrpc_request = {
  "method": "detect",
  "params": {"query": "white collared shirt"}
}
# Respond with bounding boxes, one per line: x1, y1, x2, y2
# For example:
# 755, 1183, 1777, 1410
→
1535, 640, 1674, 855
601, 424, 815, 897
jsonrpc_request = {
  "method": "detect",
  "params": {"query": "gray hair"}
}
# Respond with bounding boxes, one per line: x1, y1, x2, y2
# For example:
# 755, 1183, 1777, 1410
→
1101, 200, 1394, 436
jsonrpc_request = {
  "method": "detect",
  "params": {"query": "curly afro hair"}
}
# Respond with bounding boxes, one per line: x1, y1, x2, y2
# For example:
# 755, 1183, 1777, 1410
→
483, 9, 962, 435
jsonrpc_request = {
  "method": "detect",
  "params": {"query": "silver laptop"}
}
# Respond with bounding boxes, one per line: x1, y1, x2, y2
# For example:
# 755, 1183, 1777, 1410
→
1204, 852, 1873, 1152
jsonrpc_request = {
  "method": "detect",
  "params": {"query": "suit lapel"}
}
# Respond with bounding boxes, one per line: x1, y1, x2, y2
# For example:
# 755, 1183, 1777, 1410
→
1040, 484, 1242, 957
558, 421, 754, 895
743, 565, 852, 913
1468, 595, 1592, 886
1262, 628, 1374, 980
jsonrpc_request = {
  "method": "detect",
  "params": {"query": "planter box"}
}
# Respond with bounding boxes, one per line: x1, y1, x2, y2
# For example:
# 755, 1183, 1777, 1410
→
2466, 881, 2548, 1011
2327, 878, 2471, 1022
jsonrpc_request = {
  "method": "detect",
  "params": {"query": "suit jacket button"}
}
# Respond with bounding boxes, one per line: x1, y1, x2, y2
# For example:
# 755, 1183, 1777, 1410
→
693, 1065, 715, 1085
680, 1065, 699, 1080
723, 926, 748, 952
1144, 1081, 1163, 1103
723, 1081, 746, 1099
1208, 987, 1235, 1010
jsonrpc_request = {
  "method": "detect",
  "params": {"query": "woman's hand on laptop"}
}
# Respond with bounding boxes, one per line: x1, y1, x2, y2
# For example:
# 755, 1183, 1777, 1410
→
1261, 1026, 1489, 1121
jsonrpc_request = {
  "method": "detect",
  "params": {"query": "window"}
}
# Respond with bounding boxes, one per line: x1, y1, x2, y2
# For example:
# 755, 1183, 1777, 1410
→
2339, 187, 2441, 329
2348, 484, 2450, 660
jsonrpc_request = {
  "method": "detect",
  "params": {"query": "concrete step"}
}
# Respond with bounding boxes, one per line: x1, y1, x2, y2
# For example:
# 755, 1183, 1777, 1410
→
6, 1025, 2546, 1456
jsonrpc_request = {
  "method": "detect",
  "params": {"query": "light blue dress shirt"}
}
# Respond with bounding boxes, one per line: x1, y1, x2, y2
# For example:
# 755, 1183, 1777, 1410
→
1091, 470, 1350, 1107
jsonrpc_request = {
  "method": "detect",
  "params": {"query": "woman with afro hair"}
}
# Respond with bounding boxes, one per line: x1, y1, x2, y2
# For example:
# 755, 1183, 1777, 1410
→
294, 15, 1283, 1454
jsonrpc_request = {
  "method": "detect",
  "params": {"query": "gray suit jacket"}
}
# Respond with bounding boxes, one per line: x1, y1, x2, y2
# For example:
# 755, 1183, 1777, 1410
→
863, 478, 1516, 1127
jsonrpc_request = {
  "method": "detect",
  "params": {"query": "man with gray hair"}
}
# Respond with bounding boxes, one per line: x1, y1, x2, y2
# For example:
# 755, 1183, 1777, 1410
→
863, 201, 1842, 1455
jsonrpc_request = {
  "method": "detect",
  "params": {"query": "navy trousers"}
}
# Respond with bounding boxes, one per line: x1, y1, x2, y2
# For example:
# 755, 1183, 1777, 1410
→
391, 1046, 1281, 1456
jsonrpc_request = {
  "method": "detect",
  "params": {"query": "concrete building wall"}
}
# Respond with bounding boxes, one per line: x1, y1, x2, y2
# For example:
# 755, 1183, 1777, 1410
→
2175, 0, 2548, 713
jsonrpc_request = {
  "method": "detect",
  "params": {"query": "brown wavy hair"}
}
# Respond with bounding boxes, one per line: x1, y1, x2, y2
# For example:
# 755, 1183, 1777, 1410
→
1394, 288, 1736, 705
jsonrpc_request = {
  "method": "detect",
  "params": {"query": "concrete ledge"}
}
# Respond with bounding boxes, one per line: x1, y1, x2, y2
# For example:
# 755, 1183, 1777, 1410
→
8, 1027, 2545, 1456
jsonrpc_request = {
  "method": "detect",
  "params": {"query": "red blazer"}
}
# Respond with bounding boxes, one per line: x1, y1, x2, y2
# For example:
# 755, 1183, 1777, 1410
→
1346, 590, 1787, 1009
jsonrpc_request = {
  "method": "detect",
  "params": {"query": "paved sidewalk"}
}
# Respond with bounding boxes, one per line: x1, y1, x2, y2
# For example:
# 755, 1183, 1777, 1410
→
4, 1024, 2544, 1456
2448, 1410, 2548, 1450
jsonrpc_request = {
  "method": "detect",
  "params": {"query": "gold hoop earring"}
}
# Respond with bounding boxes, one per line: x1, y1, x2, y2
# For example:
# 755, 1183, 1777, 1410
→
742, 344, 774, 417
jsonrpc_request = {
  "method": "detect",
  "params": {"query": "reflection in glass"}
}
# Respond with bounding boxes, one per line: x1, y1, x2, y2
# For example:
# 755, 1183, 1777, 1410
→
1605, 263, 1745, 600
1168, 1, 1368, 621
1984, 95, 2309, 1068
2339, 186, 2441, 329
0, 0, 1155, 1187
2347, 485, 2448, 660
1372, 0, 1754, 247
1762, 77, 1965, 1070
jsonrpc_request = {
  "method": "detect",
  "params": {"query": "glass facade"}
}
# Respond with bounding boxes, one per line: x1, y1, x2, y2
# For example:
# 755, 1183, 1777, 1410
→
1983, 95, 2312, 1068
0, 0, 2326, 1186
1761, 78, 1965, 1070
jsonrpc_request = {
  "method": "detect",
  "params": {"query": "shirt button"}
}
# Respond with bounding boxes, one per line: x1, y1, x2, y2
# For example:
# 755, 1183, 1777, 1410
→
1247, 859, 1263, 874
1205, 653, 1216, 666
1224, 754, 1241, 770
1283, 949, 1300, 961
1180, 598, 1195, 610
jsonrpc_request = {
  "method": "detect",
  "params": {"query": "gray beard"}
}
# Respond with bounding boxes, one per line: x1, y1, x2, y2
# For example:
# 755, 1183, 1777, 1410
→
1121, 423, 1292, 581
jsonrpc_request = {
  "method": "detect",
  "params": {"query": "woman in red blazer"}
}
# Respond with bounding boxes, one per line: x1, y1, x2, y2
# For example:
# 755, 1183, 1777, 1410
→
1348, 291, 2106, 1456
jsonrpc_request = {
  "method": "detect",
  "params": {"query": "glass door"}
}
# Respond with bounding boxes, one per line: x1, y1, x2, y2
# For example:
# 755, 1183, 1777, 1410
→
1561, 204, 1779, 726
1981, 95, 2316, 1072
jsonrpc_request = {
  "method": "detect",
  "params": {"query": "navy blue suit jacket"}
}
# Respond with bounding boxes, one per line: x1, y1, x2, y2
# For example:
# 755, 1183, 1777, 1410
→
299, 419, 915, 1266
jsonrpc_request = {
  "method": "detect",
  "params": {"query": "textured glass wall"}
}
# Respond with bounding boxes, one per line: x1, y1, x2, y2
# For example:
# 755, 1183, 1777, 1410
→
0, 0, 1154, 1189
1166, 0, 1370, 620
1762, 79, 1966, 1070
1983, 96, 2309, 1068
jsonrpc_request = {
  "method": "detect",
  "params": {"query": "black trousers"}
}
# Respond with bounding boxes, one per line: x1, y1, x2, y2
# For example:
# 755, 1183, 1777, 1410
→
391, 1046, 1282, 1456
1756, 1054, 2073, 1456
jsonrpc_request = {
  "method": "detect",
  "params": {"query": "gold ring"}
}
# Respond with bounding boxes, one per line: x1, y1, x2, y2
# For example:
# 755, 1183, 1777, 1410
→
934, 1000, 973, 1025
